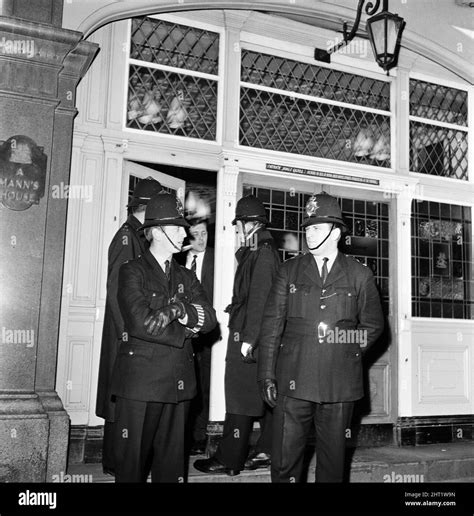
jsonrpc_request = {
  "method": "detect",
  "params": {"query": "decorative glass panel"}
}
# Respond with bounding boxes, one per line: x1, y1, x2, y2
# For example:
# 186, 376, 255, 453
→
410, 121, 468, 180
412, 200, 473, 319
240, 87, 391, 166
130, 17, 219, 74
127, 17, 219, 141
410, 79, 467, 126
127, 65, 217, 139
241, 50, 390, 110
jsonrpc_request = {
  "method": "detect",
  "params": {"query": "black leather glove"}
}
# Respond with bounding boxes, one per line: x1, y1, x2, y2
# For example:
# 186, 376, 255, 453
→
241, 345, 256, 364
144, 302, 185, 336
259, 378, 277, 408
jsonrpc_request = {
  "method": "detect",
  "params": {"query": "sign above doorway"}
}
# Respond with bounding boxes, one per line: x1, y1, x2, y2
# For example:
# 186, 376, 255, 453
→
265, 163, 380, 186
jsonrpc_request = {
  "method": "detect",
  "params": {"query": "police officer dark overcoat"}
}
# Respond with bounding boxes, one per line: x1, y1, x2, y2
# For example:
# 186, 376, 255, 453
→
110, 192, 217, 482
257, 192, 384, 482
110, 251, 217, 403
258, 251, 384, 402
225, 227, 281, 417
96, 178, 162, 422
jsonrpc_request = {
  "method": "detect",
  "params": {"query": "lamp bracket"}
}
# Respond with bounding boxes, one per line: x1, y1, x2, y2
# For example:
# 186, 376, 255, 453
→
314, 0, 387, 62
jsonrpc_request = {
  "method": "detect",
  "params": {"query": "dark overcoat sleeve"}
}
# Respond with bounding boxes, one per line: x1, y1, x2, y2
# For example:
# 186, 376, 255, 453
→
179, 270, 217, 335
356, 267, 384, 353
241, 246, 280, 346
106, 227, 140, 337
257, 263, 289, 381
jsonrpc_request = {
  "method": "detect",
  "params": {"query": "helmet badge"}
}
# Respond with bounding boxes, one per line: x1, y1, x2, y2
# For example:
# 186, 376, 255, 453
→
305, 196, 319, 217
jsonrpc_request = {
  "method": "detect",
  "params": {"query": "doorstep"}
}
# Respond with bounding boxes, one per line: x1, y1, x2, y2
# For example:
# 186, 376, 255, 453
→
66, 442, 474, 483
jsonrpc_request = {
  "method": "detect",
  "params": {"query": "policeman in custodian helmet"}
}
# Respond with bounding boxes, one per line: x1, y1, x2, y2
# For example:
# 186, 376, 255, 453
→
257, 191, 384, 483
110, 191, 217, 482
96, 177, 162, 476
195, 195, 281, 476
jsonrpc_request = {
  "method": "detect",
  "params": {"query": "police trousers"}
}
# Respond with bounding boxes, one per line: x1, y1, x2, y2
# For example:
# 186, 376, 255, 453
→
271, 395, 354, 483
113, 396, 190, 482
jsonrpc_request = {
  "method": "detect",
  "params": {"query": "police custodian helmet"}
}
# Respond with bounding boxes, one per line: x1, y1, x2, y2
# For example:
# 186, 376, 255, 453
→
301, 191, 347, 230
127, 177, 163, 208
232, 195, 268, 225
140, 192, 190, 229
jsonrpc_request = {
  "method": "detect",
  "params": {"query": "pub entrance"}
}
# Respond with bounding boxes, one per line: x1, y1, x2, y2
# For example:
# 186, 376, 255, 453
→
241, 173, 396, 443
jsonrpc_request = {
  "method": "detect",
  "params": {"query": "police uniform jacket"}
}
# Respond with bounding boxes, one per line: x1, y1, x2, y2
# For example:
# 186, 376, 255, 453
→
110, 249, 217, 404
224, 229, 281, 416
96, 215, 147, 421
257, 251, 384, 403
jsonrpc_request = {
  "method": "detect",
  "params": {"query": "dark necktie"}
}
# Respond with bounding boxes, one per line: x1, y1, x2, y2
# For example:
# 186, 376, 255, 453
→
321, 257, 329, 285
164, 259, 170, 282
191, 254, 197, 275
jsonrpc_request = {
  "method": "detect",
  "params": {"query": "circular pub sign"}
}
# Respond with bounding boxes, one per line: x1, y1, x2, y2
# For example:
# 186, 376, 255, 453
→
0, 135, 47, 211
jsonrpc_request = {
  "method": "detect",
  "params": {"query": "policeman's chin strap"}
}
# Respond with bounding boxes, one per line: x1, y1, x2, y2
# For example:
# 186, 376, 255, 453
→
242, 221, 263, 242
159, 226, 183, 252
307, 223, 335, 251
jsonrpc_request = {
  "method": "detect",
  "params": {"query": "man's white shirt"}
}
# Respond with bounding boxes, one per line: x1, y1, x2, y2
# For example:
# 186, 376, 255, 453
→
313, 249, 338, 277
185, 250, 205, 281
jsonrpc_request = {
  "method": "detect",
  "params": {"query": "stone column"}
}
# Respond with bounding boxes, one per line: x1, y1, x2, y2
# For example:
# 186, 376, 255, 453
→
0, 12, 98, 481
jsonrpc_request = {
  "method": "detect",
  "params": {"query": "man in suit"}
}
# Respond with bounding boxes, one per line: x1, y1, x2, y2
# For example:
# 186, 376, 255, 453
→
194, 195, 281, 475
177, 218, 220, 455
110, 192, 217, 482
96, 177, 162, 475
258, 192, 384, 483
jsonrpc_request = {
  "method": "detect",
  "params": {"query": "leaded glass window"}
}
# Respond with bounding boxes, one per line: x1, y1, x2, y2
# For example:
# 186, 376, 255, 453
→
409, 79, 468, 180
411, 200, 473, 319
240, 50, 392, 167
127, 16, 220, 140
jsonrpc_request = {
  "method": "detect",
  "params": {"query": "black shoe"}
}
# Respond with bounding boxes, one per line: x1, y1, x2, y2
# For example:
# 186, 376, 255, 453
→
190, 440, 206, 456
193, 457, 240, 476
244, 451, 271, 470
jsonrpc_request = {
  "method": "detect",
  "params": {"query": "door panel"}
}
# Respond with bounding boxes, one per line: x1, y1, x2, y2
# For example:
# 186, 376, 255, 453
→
243, 181, 395, 424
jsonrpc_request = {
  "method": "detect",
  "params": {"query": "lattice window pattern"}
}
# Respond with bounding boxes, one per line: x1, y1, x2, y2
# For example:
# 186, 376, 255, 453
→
244, 185, 390, 309
241, 50, 390, 110
127, 17, 219, 140
410, 79, 468, 126
410, 122, 468, 180
127, 64, 217, 140
130, 16, 219, 75
240, 87, 391, 166
411, 200, 473, 319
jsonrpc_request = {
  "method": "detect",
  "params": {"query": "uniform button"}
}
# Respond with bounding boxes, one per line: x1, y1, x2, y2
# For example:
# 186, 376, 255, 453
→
348, 293, 352, 297
320, 305, 326, 310
129, 351, 134, 356
152, 293, 156, 297
355, 353, 360, 357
